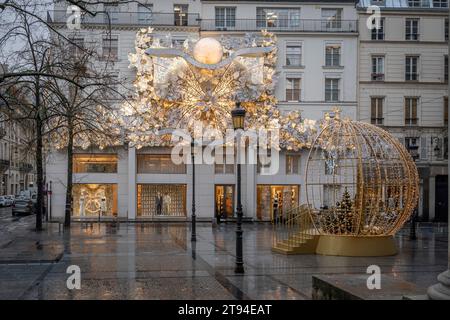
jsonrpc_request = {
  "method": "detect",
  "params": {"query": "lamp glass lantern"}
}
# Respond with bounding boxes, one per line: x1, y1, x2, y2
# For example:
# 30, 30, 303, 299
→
231, 103, 246, 131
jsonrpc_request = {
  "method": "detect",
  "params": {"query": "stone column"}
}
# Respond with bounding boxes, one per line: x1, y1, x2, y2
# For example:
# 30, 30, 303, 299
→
127, 146, 137, 220
427, 24, 450, 299
246, 147, 256, 220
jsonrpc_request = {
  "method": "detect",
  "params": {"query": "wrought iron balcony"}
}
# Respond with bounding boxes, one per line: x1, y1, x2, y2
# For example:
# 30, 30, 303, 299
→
201, 19, 358, 33
19, 162, 33, 173
0, 159, 10, 173
47, 11, 201, 27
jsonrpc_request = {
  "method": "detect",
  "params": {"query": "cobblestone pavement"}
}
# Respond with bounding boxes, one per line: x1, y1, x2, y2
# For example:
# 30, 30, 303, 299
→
0, 208, 447, 300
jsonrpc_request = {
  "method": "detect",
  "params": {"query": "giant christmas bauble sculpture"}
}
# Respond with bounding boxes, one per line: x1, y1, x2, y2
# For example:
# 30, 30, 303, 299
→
304, 115, 419, 255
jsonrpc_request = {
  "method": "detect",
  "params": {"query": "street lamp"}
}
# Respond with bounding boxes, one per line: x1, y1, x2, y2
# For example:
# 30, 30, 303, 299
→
231, 102, 246, 274
191, 140, 197, 242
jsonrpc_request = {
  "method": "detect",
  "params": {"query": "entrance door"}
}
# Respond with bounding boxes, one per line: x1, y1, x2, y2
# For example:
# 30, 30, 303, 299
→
435, 175, 448, 222
215, 185, 234, 219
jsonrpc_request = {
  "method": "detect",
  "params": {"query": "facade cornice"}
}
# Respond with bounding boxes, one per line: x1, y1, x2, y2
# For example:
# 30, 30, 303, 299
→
360, 81, 448, 85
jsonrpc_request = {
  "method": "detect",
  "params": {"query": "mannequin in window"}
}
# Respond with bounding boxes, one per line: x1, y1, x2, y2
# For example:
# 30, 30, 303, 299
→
100, 197, 107, 216
79, 192, 85, 217
163, 192, 171, 216
156, 192, 162, 215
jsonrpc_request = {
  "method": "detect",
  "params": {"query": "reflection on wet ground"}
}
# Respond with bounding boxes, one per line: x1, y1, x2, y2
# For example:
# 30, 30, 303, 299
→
0, 210, 447, 300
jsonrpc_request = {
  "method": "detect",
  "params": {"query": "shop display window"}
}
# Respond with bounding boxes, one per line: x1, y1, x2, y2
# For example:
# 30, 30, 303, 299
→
257, 185, 299, 221
137, 184, 186, 217
72, 184, 118, 217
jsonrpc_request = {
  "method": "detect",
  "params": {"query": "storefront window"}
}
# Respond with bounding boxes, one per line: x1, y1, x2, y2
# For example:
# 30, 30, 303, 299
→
257, 185, 299, 221
72, 184, 118, 218
137, 154, 186, 174
137, 184, 186, 217
73, 154, 118, 173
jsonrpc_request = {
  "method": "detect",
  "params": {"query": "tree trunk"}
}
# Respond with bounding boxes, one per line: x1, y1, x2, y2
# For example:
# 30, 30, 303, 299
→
35, 78, 43, 231
64, 120, 73, 228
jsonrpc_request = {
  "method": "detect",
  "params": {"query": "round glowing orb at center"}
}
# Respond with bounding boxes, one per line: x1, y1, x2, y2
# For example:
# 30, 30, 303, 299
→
192, 38, 223, 65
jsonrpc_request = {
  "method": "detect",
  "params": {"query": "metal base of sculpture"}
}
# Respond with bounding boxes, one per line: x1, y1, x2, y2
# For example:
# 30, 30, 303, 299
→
315, 235, 397, 257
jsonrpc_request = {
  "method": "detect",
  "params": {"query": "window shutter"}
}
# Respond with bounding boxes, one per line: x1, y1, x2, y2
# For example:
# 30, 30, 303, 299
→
420, 137, 428, 160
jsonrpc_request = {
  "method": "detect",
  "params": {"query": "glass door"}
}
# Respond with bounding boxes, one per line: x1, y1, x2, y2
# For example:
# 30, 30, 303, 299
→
215, 185, 235, 219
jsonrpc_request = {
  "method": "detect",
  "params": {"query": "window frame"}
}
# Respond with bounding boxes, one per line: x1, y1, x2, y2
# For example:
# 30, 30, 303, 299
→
285, 44, 302, 66
215, 6, 236, 28
370, 97, 384, 125
325, 45, 341, 67
405, 55, 419, 81
285, 77, 301, 101
404, 97, 419, 126
405, 18, 420, 41
325, 78, 340, 102
371, 55, 385, 81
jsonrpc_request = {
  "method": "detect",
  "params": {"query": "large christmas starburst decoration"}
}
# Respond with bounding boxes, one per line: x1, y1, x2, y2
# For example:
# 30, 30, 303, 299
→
122, 27, 316, 149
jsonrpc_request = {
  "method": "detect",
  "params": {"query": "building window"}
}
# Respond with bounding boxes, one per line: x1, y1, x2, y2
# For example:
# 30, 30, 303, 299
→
104, 4, 119, 24
445, 55, 448, 82
371, 56, 385, 81
444, 97, 448, 126
256, 8, 300, 29
257, 151, 272, 174
137, 154, 186, 174
445, 18, 449, 41
138, 4, 153, 25
286, 78, 301, 101
433, 0, 448, 7
325, 78, 339, 102
405, 137, 420, 160
286, 45, 302, 66
408, 0, 420, 6
405, 56, 419, 81
321, 8, 342, 29
405, 97, 419, 126
325, 45, 341, 67
405, 19, 419, 40
371, 18, 385, 40
72, 184, 118, 217
73, 154, 118, 173
286, 155, 300, 174
371, 97, 384, 125
214, 150, 235, 174
256, 185, 299, 221
174, 4, 188, 26
137, 184, 186, 217
69, 37, 84, 58
215, 7, 236, 28
102, 35, 118, 60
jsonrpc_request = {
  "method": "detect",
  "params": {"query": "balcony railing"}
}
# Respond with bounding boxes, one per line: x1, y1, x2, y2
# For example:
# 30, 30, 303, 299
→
19, 163, 33, 173
0, 160, 10, 173
48, 11, 201, 27
48, 12, 358, 32
201, 19, 358, 32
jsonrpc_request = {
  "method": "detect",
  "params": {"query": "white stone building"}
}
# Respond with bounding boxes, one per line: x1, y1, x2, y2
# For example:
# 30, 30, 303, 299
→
357, 0, 449, 222
0, 111, 36, 196
45, 0, 362, 222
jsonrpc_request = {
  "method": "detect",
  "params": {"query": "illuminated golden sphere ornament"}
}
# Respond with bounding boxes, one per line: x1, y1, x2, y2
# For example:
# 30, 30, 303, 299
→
305, 115, 419, 256
192, 38, 224, 65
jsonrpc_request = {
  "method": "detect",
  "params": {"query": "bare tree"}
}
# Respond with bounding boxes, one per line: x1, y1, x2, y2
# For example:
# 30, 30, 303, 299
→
46, 38, 122, 228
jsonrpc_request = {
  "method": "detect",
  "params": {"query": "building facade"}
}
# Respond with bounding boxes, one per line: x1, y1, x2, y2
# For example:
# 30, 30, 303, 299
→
0, 111, 36, 196
45, 0, 448, 222
357, 0, 449, 222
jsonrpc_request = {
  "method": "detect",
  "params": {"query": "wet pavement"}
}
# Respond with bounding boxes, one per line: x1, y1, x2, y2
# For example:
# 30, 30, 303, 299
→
0, 207, 447, 300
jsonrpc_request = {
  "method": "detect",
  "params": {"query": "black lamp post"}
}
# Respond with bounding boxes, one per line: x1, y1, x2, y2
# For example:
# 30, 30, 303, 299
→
231, 102, 246, 274
191, 140, 197, 242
